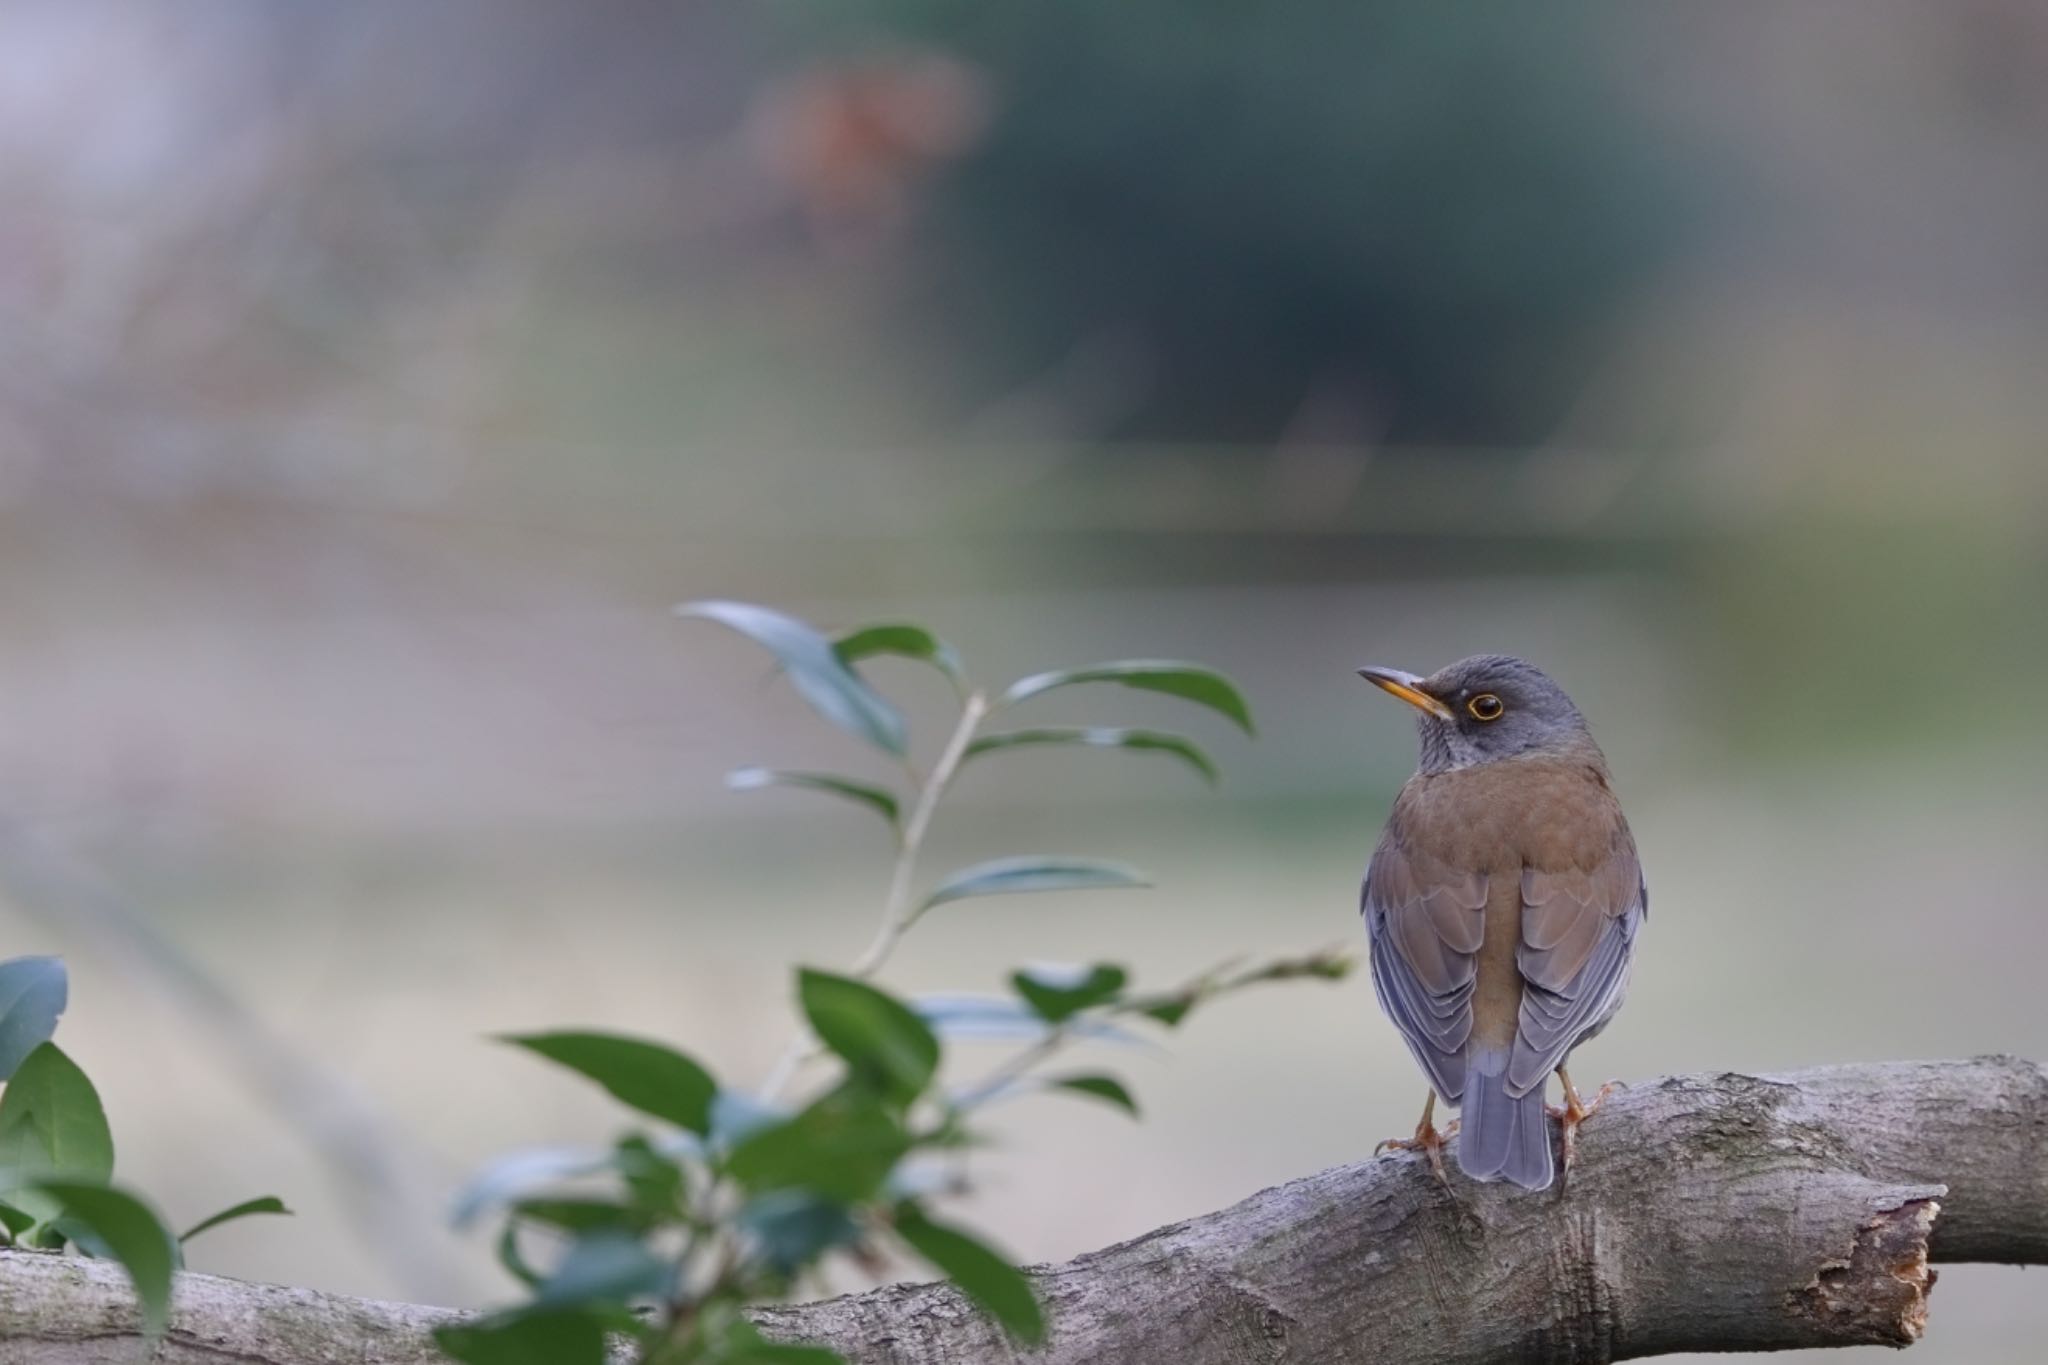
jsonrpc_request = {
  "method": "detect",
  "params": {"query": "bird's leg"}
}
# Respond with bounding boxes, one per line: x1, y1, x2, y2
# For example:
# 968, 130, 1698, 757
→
1374, 1091, 1457, 1184
1546, 1067, 1623, 1180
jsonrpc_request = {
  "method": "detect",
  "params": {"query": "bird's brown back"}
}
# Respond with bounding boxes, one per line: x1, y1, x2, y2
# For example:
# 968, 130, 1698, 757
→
1387, 743, 1629, 1050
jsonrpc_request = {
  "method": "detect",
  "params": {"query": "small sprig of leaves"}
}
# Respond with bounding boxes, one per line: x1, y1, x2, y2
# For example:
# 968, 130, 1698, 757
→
442, 602, 1350, 1365
0, 957, 291, 1342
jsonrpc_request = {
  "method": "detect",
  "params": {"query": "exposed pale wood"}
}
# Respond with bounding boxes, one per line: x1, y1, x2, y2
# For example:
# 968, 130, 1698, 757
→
2, 1058, 2041, 1365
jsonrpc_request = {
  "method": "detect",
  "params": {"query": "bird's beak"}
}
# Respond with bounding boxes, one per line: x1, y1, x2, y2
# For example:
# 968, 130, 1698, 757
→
1357, 666, 1455, 720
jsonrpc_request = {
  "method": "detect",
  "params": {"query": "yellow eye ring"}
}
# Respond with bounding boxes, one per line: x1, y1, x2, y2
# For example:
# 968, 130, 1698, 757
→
1467, 693, 1504, 722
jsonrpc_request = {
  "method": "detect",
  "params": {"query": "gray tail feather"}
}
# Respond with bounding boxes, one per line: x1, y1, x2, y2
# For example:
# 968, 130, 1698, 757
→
1457, 1050, 1553, 1190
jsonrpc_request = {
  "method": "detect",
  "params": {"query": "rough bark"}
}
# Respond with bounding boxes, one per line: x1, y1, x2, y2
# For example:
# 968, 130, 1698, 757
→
2, 1058, 2042, 1365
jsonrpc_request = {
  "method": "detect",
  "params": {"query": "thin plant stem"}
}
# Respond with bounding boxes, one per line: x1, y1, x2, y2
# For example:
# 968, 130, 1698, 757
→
950, 1025, 1072, 1111
849, 689, 988, 979
759, 689, 989, 1102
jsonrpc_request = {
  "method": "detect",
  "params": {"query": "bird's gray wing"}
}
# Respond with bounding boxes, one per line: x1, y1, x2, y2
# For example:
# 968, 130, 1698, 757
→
1362, 813, 1488, 1101
1508, 820, 1646, 1096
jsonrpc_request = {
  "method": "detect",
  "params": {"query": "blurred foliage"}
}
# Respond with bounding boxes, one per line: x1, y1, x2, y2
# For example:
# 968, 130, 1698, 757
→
0, 958, 290, 1342
444, 602, 1348, 1363
780, 2, 1698, 443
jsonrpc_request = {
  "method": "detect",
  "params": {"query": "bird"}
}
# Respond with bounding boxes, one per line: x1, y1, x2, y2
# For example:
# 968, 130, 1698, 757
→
1356, 655, 1645, 1191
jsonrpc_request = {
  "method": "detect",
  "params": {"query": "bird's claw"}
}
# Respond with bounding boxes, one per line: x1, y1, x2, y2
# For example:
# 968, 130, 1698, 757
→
1546, 1078, 1622, 1185
1375, 1118, 1458, 1184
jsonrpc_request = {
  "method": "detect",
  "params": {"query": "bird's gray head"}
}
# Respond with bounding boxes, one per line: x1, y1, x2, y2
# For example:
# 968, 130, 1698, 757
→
1357, 654, 1595, 774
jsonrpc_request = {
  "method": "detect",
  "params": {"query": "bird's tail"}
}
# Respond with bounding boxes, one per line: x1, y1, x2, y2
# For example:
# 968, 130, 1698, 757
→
1458, 1048, 1553, 1190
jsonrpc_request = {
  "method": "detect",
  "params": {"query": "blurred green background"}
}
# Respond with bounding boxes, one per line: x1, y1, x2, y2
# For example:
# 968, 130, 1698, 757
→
1, 2, 2044, 1360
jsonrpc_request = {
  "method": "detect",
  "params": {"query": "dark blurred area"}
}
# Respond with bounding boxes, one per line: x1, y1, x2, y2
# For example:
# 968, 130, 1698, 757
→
1, 3, 2044, 1359
865, 2, 1694, 444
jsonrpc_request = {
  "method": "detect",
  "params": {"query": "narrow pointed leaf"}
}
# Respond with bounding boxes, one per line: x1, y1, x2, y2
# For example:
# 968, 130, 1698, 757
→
964, 726, 1217, 785
1000, 661, 1253, 734
0, 957, 67, 1082
834, 623, 966, 688
32, 1182, 177, 1339
726, 769, 899, 827
893, 1204, 1044, 1344
179, 1195, 291, 1244
797, 970, 939, 1104
679, 601, 908, 756
922, 857, 1149, 912
502, 1032, 717, 1135
495, 1222, 546, 1290
1047, 1074, 1140, 1118
0, 1043, 114, 1224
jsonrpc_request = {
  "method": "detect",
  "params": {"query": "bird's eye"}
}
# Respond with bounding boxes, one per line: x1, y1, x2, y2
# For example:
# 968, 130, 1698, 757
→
1467, 693, 1504, 722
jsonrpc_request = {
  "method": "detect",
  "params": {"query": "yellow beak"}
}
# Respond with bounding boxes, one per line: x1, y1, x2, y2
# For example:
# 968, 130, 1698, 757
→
1357, 666, 1454, 720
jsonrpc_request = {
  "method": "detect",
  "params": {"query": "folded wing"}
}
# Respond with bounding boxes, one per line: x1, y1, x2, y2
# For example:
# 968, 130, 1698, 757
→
1509, 823, 1646, 1096
1362, 817, 1488, 1101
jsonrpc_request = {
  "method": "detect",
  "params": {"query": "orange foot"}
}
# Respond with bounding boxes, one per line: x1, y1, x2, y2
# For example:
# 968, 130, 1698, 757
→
1375, 1093, 1458, 1184
1545, 1068, 1623, 1185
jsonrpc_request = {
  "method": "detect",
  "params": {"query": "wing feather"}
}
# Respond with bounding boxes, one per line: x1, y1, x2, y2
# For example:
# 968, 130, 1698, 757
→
1363, 815, 1487, 1101
1507, 827, 1645, 1096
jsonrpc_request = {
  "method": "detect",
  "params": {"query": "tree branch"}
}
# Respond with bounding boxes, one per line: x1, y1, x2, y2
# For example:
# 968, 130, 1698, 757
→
2, 1058, 2041, 1365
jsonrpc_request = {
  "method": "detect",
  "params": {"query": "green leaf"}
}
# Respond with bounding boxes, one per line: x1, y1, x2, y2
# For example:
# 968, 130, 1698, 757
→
0, 1199, 34, 1239
1000, 660, 1254, 735
435, 1309, 612, 1365
179, 1195, 290, 1244
893, 1203, 1044, 1345
49, 1211, 123, 1261
964, 727, 1218, 785
1138, 997, 1195, 1028
1047, 1074, 1140, 1118
495, 1222, 546, 1291
726, 769, 899, 827
0, 1042, 114, 1224
32, 1182, 177, 1339
0, 957, 67, 1082
612, 1134, 686, 1222
921, 857, 1149, 912
834, 623, 966, 689
737, 1190, 861, 1275
797, 970, 939, 1105
727, 1091, 911, 1203
679, 600, 908, 756
535, 1230, 671, 1307
510, 1198, 638, 1235
502, 1032, 717, 1135
1010, 964, 1128, 1024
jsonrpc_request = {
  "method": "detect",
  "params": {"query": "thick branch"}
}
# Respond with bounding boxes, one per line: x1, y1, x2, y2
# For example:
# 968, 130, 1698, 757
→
2, 1058, 2042, 1365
